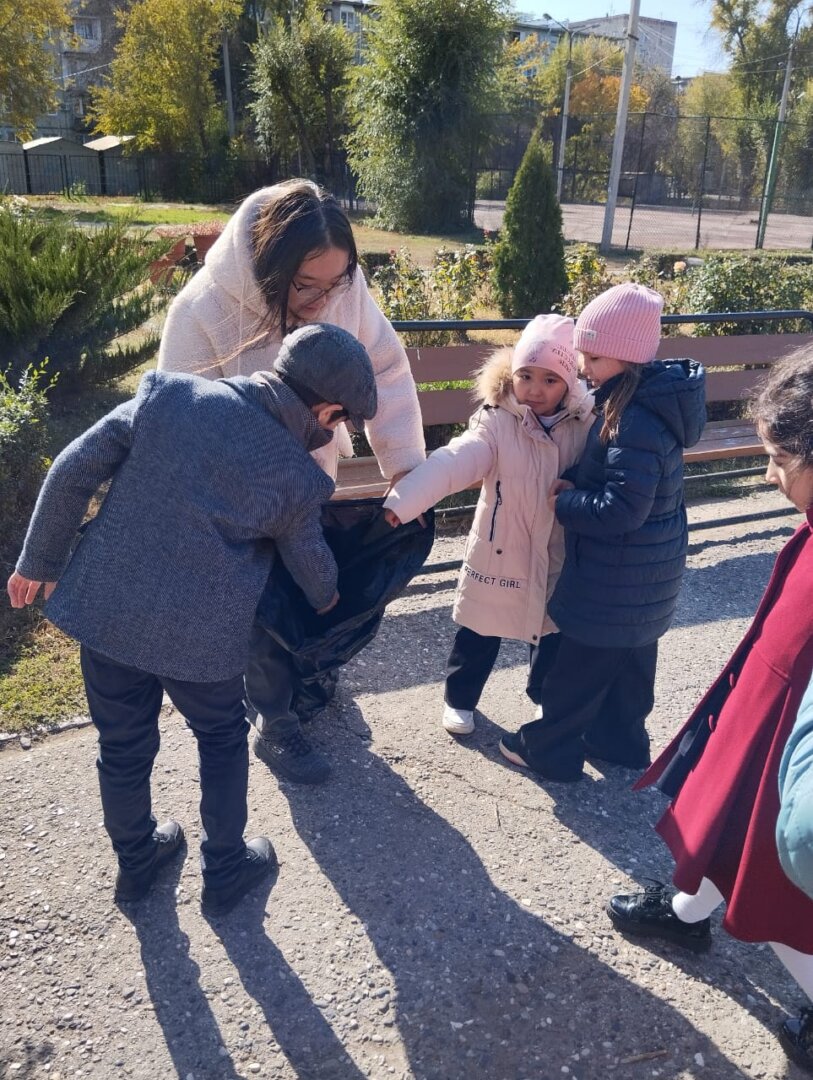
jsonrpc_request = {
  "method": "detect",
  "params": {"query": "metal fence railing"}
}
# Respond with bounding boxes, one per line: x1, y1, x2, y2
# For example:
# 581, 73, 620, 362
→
475, 110, 813, 253
0, 148, 356, 205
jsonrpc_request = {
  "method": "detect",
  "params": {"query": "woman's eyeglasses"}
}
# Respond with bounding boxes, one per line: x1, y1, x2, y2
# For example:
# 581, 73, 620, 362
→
290, 273, 353, 306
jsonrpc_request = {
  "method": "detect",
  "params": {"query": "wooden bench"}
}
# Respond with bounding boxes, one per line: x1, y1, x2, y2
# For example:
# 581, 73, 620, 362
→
335, 328, 813, 500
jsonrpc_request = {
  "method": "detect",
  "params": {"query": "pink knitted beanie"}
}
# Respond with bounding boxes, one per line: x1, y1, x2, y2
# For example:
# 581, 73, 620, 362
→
573, 283, 663, 364
511, 313, 579, 390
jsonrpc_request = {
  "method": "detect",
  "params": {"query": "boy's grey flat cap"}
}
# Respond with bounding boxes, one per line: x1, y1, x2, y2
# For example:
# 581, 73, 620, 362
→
273, 323, 377, 431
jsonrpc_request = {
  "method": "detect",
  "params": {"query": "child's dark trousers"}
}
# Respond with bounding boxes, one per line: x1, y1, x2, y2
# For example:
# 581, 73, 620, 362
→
516, 635, 658, 775
445, 626, 561, 712
244, 625, 301, 741
80, 646, 249, 891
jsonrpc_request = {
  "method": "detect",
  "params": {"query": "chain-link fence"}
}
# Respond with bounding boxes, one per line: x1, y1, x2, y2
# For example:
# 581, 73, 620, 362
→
7, 113, 813, 252
475, 111, 813, 252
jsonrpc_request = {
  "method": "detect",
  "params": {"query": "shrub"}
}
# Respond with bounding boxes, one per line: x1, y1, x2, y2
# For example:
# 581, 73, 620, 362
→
359, 251, 394, 279
491, 134, 568, 317
0, 202, 169, 393
0, 365, 51, 555
559, 244, 614, 316
677, 254, 813, 335
372, 245, 490, 345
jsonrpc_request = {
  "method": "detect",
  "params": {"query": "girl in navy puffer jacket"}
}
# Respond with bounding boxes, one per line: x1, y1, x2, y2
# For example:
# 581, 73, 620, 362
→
499, 283, 706, 782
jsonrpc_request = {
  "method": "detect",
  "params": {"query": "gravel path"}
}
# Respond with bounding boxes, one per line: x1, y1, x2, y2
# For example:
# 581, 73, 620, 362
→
0, 487, 809, 1080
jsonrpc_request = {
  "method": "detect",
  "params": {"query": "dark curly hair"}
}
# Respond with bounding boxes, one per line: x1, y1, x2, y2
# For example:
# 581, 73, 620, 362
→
751, 349, 813, 467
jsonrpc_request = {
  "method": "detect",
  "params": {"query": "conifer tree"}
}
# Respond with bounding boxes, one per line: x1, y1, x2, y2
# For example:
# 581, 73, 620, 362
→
348, 0, 508, 232
492, 134, 568, 317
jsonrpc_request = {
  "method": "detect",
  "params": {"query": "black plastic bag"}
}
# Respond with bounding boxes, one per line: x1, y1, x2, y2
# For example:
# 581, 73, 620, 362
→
256, 498, 435, 688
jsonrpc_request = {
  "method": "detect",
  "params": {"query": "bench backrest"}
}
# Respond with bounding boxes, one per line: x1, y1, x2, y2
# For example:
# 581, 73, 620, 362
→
409, 332, 813, 426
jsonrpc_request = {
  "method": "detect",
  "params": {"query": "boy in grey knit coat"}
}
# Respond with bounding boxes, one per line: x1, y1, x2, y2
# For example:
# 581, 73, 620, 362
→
7, 323, 377, 916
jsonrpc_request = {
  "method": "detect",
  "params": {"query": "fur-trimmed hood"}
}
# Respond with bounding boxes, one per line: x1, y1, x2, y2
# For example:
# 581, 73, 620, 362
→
474, 346, 595, 424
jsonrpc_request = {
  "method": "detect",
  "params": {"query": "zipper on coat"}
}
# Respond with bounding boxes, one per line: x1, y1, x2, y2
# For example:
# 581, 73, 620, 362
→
489, 480, 503, 542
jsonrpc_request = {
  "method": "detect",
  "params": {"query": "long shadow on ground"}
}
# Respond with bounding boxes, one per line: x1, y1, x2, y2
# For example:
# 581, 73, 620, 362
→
280, 699, 759, 1080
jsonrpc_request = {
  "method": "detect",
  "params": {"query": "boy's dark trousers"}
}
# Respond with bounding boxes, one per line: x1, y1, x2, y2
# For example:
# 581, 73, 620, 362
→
80, 646, 249, 891
445, 626, 561, 711
244, 626, 300, 742
516, 636, 657, 775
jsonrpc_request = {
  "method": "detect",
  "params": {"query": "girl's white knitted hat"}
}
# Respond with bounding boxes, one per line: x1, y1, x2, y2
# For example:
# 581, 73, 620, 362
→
573, 283, 663, 364
511, 313, 579, 389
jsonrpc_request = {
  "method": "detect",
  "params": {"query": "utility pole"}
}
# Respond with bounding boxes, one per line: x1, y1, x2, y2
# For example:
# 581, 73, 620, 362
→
222, 28, 236, 140
544, 14, 573, 203
600, 0, 640, 252
756, 31, 796, 248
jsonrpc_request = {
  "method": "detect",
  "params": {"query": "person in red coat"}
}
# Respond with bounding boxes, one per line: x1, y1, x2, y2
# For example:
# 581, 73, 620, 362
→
605, 349, 813, 1074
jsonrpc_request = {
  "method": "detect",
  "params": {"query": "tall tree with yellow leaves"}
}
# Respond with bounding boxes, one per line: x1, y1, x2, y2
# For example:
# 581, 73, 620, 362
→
91, 0, 241, 156
0, 0, 71, 137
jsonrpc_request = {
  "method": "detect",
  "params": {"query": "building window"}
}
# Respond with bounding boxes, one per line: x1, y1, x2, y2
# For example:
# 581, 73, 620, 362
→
73, 18, 100, 41
339, 10, 356, 29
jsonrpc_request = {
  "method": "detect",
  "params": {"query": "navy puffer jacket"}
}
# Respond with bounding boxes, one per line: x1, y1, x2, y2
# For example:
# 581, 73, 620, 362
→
548, 359, 706, 648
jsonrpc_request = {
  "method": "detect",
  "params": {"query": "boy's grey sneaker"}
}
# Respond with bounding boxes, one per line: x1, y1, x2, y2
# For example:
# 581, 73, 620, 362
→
253, 729, 330, 784
201, 837, 277, 917
114, 819, 185, 904
606, 880, 712, 953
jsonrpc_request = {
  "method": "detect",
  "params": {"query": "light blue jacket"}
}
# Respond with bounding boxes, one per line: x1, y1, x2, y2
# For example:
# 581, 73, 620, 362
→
778, 671, 813, 899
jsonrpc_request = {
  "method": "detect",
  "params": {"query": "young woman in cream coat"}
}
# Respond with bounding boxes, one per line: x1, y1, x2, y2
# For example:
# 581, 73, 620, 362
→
384, 315, 594, 736
158, 180, 425, 785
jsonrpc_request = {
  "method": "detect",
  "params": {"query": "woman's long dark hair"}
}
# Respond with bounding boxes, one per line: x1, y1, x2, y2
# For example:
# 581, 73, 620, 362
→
751, 348, 813, 467
599, 363, 642, 444
251, 178, 358, 335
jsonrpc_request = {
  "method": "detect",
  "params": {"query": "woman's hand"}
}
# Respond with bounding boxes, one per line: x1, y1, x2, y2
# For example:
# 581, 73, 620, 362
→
383, 509, 402, 528
7, 572, 57, 608
316, 591, 340, 615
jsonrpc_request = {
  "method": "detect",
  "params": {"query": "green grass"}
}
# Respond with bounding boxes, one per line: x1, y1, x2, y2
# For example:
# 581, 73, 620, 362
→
348, 212, 486, 266
27, 196, 233, 230
0, 623, 86, 734
26, 197, 487, 263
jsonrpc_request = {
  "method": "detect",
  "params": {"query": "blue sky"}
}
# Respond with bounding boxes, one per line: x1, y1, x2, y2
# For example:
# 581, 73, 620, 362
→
517, 1, 730, 76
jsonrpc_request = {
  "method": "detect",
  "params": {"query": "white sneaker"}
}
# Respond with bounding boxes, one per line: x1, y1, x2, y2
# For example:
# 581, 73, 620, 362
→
442, 704, 475, 735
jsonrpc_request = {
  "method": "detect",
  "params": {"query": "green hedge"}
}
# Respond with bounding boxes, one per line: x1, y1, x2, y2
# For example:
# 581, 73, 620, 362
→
0, 366, 50, 556
0, 201, 168, 394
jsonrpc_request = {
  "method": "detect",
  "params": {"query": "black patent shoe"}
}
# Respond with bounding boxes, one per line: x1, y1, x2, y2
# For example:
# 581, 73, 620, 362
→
201, 836, 277, 917
779, 1007, 813, 1073
606, 880, 712, 953
114, 819, 185, 904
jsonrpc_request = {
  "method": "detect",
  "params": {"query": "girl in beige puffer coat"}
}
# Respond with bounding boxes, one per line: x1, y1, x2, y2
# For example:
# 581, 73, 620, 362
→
384, 314, 594, 736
